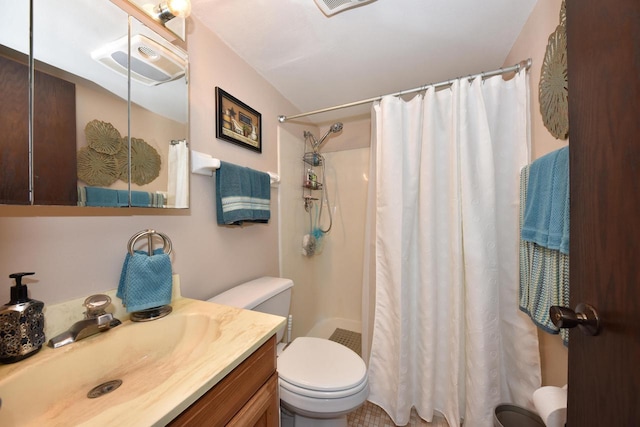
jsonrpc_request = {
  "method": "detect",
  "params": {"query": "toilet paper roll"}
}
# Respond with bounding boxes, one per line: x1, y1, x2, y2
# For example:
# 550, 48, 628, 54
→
533, 386, 567, 427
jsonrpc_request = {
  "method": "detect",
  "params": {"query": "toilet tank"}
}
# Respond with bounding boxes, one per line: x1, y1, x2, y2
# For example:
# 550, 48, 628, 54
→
207, 277, 293, 341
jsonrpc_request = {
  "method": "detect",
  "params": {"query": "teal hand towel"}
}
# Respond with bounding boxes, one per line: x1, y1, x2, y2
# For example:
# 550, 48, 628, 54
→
85, 186, 118, 207
215, 161, 271, 225
117, 248, 172, 313
521, 147, 569, 254
116, 190, 151, 207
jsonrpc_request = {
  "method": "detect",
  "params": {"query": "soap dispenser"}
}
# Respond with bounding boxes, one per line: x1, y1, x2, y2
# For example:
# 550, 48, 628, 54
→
0, 272, 45, 363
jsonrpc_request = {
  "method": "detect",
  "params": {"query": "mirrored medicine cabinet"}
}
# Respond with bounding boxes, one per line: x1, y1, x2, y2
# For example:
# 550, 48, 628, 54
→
0, 0, 190, 209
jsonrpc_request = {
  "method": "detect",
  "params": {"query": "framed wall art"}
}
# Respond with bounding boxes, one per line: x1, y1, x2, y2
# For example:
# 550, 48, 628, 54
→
215, 87, 262, 153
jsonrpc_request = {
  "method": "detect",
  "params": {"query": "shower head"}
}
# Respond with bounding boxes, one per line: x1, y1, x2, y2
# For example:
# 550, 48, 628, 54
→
315, 122, 343, 149
330, 122, 344, 133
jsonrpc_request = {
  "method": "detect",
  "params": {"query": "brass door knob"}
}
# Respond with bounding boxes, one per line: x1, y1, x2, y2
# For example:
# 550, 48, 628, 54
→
550, 303, 601, 336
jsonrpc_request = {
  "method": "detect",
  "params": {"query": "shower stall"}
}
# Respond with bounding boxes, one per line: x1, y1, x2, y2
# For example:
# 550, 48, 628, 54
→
278, 119, 371, 340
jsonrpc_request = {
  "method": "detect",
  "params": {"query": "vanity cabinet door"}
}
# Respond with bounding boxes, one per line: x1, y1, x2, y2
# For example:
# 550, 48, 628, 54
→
169, 335, 278, 427
227, 373, 279, 427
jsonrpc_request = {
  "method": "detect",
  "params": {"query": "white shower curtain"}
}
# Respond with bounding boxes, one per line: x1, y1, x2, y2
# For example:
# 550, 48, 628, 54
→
363, 72, 541, 427
168, 140, 189, 208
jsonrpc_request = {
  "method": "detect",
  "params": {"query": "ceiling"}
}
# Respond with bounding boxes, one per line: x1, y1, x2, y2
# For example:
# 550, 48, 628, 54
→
190, 0, 537, 123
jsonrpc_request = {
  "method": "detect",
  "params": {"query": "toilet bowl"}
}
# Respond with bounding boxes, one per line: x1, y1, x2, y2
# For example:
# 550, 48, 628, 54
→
277, 337, 369, 426
207, 277, 369, 427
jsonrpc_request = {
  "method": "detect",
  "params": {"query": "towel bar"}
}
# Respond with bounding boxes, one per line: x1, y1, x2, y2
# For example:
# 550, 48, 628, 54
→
127, 229, 173, 256
190, 150, 280, 185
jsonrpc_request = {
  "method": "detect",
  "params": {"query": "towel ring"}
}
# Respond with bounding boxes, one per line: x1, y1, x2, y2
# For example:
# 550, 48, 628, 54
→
127, 229, 173, 256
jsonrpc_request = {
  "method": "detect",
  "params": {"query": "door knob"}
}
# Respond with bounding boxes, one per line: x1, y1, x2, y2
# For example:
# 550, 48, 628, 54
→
549, 303, 600, 336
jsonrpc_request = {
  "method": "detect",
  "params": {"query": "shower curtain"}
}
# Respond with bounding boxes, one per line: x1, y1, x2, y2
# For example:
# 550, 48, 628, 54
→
168, 140, 189, 208
362, 72, 541, 427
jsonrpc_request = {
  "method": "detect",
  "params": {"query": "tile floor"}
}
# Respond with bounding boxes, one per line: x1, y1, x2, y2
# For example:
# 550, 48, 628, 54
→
328, 329, 450, 427
347, 401, 450, 427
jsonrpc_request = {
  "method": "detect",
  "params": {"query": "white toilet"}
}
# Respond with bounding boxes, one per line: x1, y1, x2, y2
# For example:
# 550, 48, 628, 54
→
207, 276, 369, 427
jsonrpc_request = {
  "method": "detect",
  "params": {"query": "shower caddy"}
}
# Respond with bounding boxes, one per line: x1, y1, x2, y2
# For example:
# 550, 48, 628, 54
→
302, 151, 323, 212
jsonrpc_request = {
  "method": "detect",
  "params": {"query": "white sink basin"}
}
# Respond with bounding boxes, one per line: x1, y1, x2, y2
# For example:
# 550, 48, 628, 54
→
0, 298, 284, 426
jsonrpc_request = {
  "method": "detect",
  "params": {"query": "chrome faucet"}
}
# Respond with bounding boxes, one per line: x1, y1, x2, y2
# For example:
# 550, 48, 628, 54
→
48, 294, 121, 349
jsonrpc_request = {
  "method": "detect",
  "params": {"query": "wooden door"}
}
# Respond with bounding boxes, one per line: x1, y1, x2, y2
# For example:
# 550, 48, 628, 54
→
566, 0, 640, 425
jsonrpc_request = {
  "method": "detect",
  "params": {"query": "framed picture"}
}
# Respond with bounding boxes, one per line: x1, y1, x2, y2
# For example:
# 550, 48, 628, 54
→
215, 87, 262, 153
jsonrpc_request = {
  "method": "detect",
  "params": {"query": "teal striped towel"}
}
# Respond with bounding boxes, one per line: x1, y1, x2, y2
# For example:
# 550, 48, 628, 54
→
519, 165, 569, 345
215, 161, 271, 225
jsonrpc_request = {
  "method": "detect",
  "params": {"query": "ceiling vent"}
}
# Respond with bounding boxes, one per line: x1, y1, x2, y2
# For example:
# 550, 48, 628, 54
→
313, 0, 377, 16
92, 34, 187, 86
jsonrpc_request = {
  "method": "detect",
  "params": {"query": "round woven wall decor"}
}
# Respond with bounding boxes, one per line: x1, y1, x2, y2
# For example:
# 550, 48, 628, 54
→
115, 140, 129, 181
539, 23, 568, 140
116, 137, 161, 185
77, 146, 119, 186
84, 120, 123, 155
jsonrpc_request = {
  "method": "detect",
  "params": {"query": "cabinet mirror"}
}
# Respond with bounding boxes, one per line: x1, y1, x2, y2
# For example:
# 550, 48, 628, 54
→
0, 0, 189, 209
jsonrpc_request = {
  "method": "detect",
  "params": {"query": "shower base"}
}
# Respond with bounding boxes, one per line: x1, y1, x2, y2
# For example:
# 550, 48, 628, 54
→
329, 328, 362, 356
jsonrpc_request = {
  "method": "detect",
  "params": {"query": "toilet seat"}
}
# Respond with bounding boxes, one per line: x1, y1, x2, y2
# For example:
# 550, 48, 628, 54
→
278, 337, 369, 420
279, 378, 369, 419
278, 337, 369, 399
277, 337, 367, 393
279, 374, 368, 399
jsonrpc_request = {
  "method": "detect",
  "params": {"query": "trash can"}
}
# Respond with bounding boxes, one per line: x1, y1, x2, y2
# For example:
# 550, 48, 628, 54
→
494, 404, 545, 427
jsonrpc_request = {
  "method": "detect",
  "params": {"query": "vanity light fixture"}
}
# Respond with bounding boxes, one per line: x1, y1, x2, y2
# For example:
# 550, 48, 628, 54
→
119, 0, 190, 40
153, 0, 192, 23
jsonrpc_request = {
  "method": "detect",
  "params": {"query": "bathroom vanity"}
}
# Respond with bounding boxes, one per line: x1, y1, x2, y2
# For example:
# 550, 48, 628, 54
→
0, 298, 285, 426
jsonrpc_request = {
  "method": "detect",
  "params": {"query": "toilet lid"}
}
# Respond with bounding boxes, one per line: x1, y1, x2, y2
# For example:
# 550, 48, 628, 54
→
277, 337, 367, 392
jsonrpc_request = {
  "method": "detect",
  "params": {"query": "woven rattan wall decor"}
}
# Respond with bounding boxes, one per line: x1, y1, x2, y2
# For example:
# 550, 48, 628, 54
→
116, 137, 161, 186
84, 120, 123, 155
77, 146, 119, 186
539, 0, 568, 140
77, 119, 161, 187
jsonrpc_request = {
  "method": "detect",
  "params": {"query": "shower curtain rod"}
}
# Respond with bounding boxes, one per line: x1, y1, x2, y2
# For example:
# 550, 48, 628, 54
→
278, 58, 532, 123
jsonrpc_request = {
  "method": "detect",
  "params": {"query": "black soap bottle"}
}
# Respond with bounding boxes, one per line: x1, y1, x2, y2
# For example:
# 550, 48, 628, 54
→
0, 272, 45, 363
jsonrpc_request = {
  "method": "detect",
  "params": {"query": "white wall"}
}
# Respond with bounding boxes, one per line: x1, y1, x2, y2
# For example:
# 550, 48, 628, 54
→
0, 15, 302, 307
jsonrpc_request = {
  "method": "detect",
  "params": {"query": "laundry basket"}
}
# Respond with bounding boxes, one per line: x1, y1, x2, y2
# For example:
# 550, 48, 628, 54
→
494, 404, 545, 427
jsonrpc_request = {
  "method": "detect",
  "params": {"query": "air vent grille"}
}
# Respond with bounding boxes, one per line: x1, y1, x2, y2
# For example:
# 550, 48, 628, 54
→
323, 0, 354, 10
313, 0, 376, 16
92, 34, 187, 86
